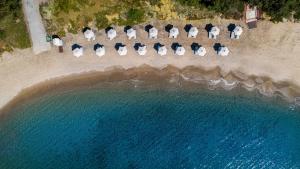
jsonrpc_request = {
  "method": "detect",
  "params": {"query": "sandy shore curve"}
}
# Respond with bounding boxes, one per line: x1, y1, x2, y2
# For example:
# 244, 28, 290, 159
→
1, 20, 300, 113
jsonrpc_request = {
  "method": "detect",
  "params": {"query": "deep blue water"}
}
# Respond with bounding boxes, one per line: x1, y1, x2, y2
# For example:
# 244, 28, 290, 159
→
0, 83, 300, 169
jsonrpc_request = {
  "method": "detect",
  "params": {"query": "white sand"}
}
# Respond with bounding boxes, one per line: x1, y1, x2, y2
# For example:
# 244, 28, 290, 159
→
1, 20, 300, 110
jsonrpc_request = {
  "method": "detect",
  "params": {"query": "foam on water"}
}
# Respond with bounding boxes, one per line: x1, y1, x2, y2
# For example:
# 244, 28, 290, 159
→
0, 82, 300, 169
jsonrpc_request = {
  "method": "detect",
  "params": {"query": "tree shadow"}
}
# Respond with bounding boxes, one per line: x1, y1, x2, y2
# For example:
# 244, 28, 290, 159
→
171, 42, 180, 51
115, 43, 124, 50
184, 24, 193, 33
191, 42, 200, 51
227, 23, 236, 32
71, 44, 81, 50
82, 27, 91, 33
165, 24, 173, 32
213, 43, 222, 51
105, 26, 113, 33
124, 26, 132, 33
154, 43, 163, 51
145, 24, 153, 32
134, 43, 143, 50
94, 43, 103, 51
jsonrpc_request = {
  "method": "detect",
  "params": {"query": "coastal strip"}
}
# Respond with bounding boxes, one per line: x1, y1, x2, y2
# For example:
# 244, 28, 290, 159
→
1, 20, 300, 113
1, 65, 300, 116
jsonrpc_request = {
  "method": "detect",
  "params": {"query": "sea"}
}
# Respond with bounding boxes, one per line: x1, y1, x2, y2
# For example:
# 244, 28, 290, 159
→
0, 78, 300, 169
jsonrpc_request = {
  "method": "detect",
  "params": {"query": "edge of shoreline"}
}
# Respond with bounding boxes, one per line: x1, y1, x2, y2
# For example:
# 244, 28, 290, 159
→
1, 65, 299, 115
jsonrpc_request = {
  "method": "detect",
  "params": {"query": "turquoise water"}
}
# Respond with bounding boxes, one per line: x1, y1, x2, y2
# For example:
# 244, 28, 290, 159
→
0, 83, 300, 169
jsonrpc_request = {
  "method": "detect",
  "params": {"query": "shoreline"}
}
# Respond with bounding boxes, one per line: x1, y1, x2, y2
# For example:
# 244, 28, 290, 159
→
1, 20, 300, 113
1, 65, 300, 115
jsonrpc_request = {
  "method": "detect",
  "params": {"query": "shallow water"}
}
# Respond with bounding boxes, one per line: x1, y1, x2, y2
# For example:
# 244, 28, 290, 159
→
0, 82, 300, 169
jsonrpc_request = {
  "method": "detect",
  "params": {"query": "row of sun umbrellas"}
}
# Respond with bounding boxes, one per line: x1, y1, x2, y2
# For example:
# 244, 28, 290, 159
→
52, 24, 240, 57
71, 42, 230, 58
81, 24, 243, 41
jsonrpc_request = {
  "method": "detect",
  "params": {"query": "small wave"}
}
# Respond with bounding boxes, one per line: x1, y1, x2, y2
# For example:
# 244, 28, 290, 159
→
222, 79, 237, 86
208, 79, 222, 85
289, 105, 296, 111
208, 79, 238, 86
208, 78, 238, 91
295, 97, 300, 106
180, 74, 205, 83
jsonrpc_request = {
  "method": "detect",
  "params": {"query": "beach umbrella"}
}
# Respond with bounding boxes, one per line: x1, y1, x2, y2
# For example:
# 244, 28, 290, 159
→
83, 28, 96, 41
52, 37, 63, 46
175, 46, 185, 56
169, 27, 179, 38
188, 26, 199, 38
158, 45, 167, 56
217, 46, 229, 56
209, 26, 220, 39
95, 46, 105, 57
126, 28, 137, 40
72, 46, 83, 58
149, 27, 158, 39
118, 46, 127, 56
107, 28, 117, 40
231, 26, 243, 39
195, 46, 206, 56
137, 45, 147, 56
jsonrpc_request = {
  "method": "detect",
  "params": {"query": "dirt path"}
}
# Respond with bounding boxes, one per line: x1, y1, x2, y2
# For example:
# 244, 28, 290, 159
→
22, 0, 51, 54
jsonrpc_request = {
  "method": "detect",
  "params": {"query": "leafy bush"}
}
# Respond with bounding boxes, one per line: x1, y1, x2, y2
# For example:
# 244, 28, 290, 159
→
57, 29, 66, 37
126, 8, 145, 25
67, 19, 79, 34
210, 0, 244, 19
248, 0, 300, 22
53, 0, 89, 14
0, 0, 21, 18
0, 29, 6, 39
0, 0, 31, 54
149, 0, 161, 5
175, 0, 300, 22
95, 11, 109, 29
175, 0, 201, 6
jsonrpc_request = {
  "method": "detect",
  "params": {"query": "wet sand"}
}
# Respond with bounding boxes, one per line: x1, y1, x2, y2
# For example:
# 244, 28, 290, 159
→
1, 19, 300, 113
1, 65, 300, 116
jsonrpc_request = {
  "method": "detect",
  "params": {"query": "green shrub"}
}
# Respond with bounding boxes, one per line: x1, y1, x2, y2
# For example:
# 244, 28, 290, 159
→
53, 0, 90, 14
0, 0, 31, 53
175, 0, 300, 22
0, 29, 6, 39
94, 11, 109, 29
67, 19, 79, 34
126, 8, 145, 25
176, 0, 200, 6
57, 29, 66, 37
149, 0, 160, 5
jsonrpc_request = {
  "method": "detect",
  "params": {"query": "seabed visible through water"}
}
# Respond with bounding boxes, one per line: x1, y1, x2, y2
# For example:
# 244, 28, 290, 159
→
0, 72, 300, 169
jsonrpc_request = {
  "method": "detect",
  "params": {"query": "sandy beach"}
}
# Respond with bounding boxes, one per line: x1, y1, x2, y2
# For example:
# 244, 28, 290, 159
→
1, 19, 300, 112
